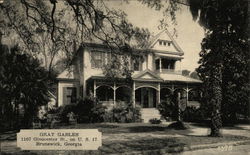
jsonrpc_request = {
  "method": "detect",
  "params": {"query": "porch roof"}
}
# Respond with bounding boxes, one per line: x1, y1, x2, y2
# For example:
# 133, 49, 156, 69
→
89, 71, 202, 84
159, 74, 202, 83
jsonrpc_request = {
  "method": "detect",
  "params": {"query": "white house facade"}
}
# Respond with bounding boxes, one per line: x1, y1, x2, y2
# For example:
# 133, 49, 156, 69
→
57, 29, 202, 122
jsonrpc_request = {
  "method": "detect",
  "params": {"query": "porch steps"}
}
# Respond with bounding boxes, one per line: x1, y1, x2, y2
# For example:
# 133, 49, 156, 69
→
141, 108, 162, 123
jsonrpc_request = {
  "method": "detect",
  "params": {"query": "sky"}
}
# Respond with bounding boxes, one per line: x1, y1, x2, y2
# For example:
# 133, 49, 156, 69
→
106, 0, 205, 71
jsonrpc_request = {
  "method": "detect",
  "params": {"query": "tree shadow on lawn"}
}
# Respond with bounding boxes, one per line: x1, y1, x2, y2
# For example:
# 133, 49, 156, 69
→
100, 137, 186, 154
73, 123, 194, 135
0, 130, 18, 141
190, 122, 250, 132
128, 126, 166, 132
126, 123, 192, 135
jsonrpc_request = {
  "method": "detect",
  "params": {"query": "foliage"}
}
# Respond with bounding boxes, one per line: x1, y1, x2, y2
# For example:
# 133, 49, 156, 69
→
56, 98, 141, 124
0, 0, 151, 75
0, 44, 51, 129
90, 103, 107, 123
182, 106, 207, 122
74, 97, 95, 123
149, 118, 162, 124
168, 121, 188, 130
73, 97, 107, 123
158, 95, 178, 121
182, 69, 191, 76
58, 104, 77, 123
104, 102, 141, 123
190, 71, 199, 80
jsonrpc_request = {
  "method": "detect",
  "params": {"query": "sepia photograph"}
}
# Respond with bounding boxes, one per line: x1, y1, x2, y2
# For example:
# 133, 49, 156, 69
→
0, 0, 249, 154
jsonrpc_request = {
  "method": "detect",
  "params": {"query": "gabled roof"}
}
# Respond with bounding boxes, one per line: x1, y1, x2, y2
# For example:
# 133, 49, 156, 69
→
148, 28, 184, 55
57, 68, 79, 82
132, 69, 163, 82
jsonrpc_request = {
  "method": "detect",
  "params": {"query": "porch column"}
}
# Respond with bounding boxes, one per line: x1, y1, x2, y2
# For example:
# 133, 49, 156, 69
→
113, 82, 116, 105
158, 83, 161, 106
186, 84, 189, 107
171, 84, 175, 94
94, 80, 96, 98
159, 58, 162, 73
132, 81, 135, 107
177, 92, 181, 121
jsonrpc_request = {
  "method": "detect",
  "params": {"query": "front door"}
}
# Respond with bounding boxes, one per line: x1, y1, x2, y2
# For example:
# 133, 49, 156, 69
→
140, 88, 156, 108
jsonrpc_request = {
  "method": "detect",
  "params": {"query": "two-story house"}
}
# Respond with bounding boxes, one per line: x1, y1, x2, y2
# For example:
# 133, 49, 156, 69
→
57, 29, 202, 122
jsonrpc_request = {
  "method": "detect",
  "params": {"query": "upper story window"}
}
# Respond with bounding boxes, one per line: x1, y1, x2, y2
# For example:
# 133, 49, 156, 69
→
159, 40, 171, 46
91, 51, 105, 68
131, 57, 142, 71
159, 41, 162, 45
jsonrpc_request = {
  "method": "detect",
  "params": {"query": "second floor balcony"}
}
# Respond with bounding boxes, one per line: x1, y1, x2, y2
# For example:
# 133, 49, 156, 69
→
155, 58, 182, 74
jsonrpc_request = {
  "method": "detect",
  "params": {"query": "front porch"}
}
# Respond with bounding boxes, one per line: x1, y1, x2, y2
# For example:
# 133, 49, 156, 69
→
87, 77, 202, 122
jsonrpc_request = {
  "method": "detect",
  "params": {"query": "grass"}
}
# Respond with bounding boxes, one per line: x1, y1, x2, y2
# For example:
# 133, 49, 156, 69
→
1, 123, 250, 155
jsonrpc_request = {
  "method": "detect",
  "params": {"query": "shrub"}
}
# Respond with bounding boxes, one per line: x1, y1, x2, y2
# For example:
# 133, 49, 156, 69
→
158, 97, 178, 121
75, 97, 95, 123
104, 102, 141, 123
182, 106, 206, 122
58, 104, 77, 123
168, 121, 189, 130
149, 118, 162, 124
72, 97, 107, 123
90, 104, 107, 123
56, 98, 141, 124
48, 106, 61, 114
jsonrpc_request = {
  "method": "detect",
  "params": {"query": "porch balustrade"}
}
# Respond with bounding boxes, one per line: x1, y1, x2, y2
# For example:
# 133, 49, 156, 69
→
155, 69, 182, 74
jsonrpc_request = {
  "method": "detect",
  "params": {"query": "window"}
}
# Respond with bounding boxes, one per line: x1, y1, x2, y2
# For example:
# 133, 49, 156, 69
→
159, 41, 162, 45
163, 41, 166, 46
91, 51, 104, 68
131, 57, 142, 71
133, 61, 140, 71
168, 42, 171, 46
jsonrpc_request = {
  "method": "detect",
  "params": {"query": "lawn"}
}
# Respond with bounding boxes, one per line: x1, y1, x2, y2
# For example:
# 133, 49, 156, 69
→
1, 123, 250, 155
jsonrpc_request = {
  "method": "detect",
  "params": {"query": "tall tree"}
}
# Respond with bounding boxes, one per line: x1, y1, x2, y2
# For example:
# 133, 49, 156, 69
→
0, 43, 51, 129
190, 0, 248, 136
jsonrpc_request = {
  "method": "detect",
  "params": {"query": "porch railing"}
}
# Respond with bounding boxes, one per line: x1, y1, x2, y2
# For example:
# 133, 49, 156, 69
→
155, 69, 182, 74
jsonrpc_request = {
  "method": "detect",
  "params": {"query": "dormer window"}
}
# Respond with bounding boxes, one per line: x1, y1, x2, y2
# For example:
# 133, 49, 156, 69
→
159, 40, 171, 46
159, 41, 162, 45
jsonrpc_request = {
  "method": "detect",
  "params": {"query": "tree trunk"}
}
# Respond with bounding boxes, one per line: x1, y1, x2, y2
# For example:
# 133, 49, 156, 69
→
210, 70, 222, 137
